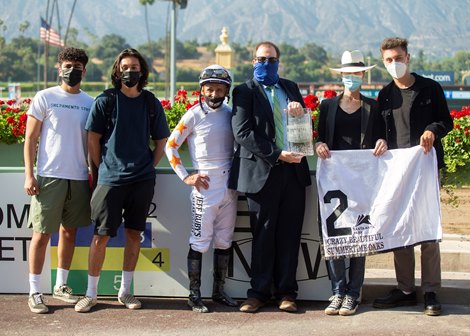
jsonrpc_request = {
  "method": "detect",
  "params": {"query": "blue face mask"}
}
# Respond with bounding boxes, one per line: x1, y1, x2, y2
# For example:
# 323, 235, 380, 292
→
253, 61, 279, 86
342, 75, 363, 92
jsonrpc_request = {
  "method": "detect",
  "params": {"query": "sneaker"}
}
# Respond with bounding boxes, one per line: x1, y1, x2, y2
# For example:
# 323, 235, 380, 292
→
339, 295, 359, 316
324, 294, 344, 315
75, 296, 97, 313
118, 294, 142, 310
424, 292, 442, 316
373, 289, 417, 308
53, 285, 79, 304
28, 293, 48, 314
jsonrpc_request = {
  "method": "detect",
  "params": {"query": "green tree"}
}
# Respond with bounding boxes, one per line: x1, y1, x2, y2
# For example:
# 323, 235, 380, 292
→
64, 27, 88, 49
300, 43, 328, 64
0, 37, 39, 81
233, 63, 253, 83
18, 21, 30, 35
177, 39, 201, 59
176, 67, 199, 81
92, 34, 130, 79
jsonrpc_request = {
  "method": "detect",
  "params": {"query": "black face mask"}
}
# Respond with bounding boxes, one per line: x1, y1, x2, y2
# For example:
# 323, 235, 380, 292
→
121, 71, 141, 88
61, 68, 82, 87
205, 96, 225, 109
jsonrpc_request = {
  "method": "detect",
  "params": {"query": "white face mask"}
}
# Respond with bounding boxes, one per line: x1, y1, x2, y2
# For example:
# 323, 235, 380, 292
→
385, 61, 407, 79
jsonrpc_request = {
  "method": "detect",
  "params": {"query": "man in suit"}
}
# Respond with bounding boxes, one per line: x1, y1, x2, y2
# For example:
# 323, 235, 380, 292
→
229, 41, 311, 313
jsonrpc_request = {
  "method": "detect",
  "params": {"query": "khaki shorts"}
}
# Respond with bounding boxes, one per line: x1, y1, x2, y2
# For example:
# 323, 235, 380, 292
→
28, 176, 92, 234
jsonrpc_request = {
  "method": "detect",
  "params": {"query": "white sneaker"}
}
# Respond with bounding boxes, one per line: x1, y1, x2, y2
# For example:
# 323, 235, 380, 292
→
339, 295, 359, 316
324, 294, 344, 315
28, 293, 49, 314
75, 296, 97, 313
118, 294, 142, 309
53, 285, 79, 304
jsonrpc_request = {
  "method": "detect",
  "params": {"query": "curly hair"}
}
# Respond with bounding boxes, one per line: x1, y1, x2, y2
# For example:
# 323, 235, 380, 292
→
57, 47, 88, 67
110, 48, 149, 91
380, 37, 408, 55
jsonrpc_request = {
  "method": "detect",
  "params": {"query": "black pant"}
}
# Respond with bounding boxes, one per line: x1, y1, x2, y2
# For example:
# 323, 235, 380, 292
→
245, 163, 306, 301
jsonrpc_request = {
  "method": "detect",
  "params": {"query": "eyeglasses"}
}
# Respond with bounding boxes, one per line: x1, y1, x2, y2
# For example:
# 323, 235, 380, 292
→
254, 56, 279, 64
200, 68, 230, 79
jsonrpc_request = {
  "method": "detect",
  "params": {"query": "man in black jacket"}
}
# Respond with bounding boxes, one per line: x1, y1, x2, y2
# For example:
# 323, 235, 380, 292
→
229, 41, 311, 313
373, 37, 453, 316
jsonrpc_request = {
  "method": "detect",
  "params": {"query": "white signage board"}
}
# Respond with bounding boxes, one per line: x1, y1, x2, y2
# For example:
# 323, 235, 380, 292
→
0, 171, 329, 300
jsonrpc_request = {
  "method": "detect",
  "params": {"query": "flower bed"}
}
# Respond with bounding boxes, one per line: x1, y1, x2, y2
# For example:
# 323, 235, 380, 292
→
0, 98, 30, 144
443, 106, 470, 174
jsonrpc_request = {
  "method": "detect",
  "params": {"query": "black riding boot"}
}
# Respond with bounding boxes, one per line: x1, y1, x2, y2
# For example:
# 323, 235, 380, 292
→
187, 249, 209, 313
212, 249, 238, 307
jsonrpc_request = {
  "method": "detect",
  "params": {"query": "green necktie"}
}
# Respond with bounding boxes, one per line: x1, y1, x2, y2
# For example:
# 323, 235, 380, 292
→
268, 86, 284, 149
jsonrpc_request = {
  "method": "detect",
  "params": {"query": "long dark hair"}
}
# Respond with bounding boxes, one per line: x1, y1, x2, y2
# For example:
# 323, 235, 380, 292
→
110, 48, 149, 91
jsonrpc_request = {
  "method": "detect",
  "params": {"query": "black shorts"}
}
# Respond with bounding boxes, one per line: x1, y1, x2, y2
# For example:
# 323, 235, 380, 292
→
91, 178, 155, 237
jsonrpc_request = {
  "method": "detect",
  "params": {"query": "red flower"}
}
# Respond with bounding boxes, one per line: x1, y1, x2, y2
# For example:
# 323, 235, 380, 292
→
454, 124, 460, 129
303, 94, 319, 110
6, 116, 15, 124
323, 90, 337, 99
312, 130, 318, 138
161, 99, 171, 110
192, 91, 200, 97
455, 139, 461, 143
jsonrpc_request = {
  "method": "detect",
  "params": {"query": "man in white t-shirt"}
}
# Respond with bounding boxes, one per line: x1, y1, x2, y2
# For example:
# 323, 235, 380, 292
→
24, 47, 94, 314
165, 65, 238, 313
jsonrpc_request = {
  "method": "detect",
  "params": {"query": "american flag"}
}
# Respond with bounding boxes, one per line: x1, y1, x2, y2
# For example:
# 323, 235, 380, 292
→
40, 17, 64, 47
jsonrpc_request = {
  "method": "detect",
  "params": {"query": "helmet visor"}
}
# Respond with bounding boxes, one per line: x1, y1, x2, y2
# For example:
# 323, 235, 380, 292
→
200, 68, 230, 80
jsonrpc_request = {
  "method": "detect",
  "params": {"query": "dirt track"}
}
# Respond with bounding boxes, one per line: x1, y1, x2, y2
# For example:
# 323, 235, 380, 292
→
441, 186, 470, 234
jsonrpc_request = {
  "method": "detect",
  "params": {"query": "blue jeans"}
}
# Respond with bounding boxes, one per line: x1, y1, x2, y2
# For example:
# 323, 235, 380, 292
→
327, 256, 366, 299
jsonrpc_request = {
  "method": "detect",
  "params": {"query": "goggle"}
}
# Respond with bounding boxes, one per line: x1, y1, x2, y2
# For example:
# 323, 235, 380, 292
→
200, 68, 230, 80
254, 56, 279, 64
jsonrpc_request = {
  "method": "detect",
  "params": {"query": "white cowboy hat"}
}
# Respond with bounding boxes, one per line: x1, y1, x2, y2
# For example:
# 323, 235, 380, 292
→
330, 50, 376, 73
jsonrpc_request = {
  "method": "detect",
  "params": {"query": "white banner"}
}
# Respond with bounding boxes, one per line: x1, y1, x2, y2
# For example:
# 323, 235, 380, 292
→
316, 146, 442, 260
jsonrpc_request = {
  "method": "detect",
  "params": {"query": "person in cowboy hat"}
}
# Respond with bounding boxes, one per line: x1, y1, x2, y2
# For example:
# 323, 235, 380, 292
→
315, 50, 388, 316
165, 65, 239, 313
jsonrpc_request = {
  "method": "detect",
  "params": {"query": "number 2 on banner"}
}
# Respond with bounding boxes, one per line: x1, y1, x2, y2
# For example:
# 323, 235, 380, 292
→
324, 190, 351, 237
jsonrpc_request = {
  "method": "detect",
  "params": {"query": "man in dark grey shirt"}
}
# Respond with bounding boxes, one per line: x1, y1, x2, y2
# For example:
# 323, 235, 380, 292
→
373, 37, 453, 316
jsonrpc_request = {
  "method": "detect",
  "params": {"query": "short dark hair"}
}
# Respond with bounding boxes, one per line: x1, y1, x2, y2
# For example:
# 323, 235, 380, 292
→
57, 47, 88, 67
380, 37, 408, 55
254, 41, 281, 59
110, 48, 149, 91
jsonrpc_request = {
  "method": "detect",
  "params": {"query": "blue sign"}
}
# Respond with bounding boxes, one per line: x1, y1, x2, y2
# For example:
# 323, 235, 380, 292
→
415, 71, 454, 85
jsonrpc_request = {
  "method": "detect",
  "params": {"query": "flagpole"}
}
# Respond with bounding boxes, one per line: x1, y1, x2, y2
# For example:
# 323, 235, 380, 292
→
36, 42, 41, 92
44, 41, 48, 89
44, 1, 50, 89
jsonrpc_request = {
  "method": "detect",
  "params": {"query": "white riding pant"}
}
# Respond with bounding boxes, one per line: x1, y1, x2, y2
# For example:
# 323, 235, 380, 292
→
189, 169, 237, 253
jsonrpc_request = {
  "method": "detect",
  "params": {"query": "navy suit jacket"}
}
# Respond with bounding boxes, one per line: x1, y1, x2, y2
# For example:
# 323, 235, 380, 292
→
228, 78, 311, 194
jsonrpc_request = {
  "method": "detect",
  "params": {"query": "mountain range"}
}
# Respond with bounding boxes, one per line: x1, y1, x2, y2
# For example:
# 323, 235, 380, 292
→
2, 0, 470, 58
